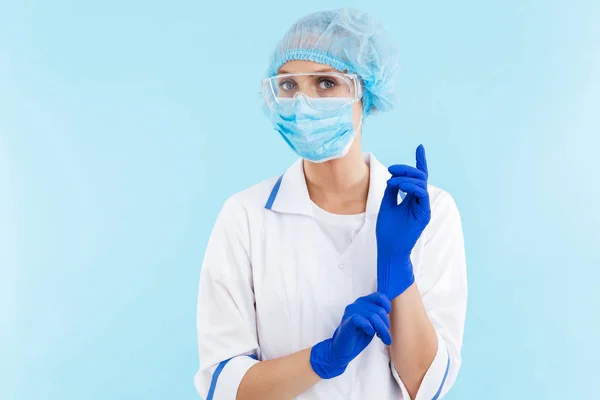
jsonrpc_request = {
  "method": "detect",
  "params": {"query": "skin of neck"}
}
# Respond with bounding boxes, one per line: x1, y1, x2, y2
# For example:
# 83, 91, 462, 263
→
303, 129, 370, 215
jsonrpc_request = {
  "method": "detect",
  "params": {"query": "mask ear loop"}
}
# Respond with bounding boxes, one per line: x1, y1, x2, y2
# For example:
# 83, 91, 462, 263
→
356, 113, 364, 135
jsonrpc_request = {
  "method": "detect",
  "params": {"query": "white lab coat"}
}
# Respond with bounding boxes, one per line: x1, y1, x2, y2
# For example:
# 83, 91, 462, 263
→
194, 153, 467, 400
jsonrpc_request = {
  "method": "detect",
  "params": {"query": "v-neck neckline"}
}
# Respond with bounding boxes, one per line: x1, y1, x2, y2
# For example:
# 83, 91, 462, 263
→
310, 200, 367, 257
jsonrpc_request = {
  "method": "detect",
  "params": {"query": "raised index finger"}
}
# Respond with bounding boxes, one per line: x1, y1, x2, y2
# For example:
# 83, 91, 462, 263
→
416, 144, 428, 178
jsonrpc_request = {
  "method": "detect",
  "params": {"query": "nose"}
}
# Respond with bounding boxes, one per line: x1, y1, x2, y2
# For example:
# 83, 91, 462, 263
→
293, 92, 310, 101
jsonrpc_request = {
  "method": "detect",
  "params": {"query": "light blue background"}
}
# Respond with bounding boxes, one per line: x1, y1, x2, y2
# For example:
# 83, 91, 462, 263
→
2, 1, 599, 399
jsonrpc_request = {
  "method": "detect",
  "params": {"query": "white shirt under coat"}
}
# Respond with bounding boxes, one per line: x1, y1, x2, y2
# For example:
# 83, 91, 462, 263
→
194, 153, 467, 400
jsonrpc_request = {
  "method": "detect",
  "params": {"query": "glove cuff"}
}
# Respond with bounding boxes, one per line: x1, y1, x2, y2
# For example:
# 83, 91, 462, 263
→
377, 256, 415, 300
310, 338, 348, 379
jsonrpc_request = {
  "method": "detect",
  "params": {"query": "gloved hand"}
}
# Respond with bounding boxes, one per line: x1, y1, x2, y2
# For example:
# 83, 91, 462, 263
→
376, 144, 431, 300
310, 292, 392, 379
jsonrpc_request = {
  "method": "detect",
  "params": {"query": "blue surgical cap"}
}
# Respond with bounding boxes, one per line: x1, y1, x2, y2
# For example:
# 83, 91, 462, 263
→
266, 8, 399, 116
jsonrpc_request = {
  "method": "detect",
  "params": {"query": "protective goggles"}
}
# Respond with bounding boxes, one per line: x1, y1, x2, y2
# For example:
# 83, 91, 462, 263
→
262, 72, 363, 112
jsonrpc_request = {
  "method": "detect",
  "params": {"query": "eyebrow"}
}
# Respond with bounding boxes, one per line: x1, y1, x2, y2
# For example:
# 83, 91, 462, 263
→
278, 67, 339, 74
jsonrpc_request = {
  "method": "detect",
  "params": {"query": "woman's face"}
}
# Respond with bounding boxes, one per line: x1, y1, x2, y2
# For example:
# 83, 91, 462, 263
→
277, 60, 364, 135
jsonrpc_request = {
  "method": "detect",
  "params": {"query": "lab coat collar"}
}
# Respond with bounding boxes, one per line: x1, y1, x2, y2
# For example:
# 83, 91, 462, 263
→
265, 153, 390, 217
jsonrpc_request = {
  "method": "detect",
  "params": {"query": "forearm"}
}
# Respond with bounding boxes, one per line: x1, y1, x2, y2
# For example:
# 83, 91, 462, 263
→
389, 283, 438, 399
236, 348, 321, 400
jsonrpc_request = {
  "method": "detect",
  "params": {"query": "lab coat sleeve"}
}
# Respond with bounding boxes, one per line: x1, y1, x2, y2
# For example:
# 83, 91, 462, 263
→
194, 197, 260, 400
391, 191, 467, 400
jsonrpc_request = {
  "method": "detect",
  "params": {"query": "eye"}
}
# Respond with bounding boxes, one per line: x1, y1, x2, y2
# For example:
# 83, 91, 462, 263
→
280, 80, 297, 91
319, 79, 336, 89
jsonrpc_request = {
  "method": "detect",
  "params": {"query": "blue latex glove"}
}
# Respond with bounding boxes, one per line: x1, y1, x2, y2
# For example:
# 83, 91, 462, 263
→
376, 144, 431, 300
310, 292, 392, 379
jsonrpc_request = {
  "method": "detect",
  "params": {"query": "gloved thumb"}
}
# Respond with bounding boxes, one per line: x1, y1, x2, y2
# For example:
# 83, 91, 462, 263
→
380, 180, 399, 210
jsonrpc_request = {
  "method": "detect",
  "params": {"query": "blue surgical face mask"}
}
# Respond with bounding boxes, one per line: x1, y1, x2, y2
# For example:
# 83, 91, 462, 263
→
270, 95, 360, 163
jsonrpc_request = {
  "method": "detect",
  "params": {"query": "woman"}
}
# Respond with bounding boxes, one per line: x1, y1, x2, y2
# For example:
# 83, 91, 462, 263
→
194, 8, 466, 400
